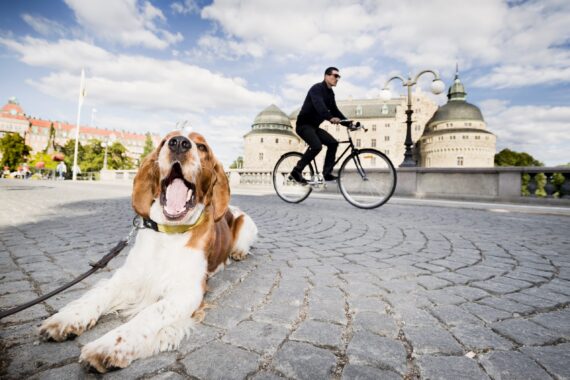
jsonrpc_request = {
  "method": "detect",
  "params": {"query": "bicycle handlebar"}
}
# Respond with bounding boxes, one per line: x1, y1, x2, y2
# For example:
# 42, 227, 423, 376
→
339, 119, 367, 132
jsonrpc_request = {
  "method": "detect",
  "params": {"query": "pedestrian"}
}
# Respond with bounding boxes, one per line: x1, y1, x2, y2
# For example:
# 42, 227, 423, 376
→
56, 161, 67, 180
290, 67, 347, 184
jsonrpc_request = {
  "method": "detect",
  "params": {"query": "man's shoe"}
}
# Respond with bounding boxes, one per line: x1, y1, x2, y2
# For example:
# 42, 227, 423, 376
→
289, 169, 308, 185
324, 173, 338, 181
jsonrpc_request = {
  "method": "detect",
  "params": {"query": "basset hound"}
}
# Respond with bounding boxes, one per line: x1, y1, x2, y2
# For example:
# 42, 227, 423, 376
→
38, 131, 258, 372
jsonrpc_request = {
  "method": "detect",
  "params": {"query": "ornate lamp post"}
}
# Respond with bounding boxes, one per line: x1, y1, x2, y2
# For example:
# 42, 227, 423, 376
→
381, 70, 445, 167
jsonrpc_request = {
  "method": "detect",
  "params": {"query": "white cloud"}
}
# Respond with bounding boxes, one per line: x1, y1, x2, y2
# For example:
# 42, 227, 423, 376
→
200, 0, 379, 60
0, 37, 277, 114
480, 99, 570, 165
21, 14, 68, 37
199, 0, 570, 88
171, 0, 200, 15
64, 0, 183, 49
191, 35, 264, 60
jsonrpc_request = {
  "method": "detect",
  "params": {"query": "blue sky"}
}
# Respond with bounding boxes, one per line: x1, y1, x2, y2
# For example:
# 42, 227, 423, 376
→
1, 0, 569, 166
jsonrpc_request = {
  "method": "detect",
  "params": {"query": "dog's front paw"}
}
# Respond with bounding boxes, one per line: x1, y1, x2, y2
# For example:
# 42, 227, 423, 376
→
230, 250, 248, 261
39, 312, 96, 342
80, 335, 134, 373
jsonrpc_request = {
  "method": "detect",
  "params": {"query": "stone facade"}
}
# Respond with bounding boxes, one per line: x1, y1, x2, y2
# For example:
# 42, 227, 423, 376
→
244, 91, 438, 171
243, 75, 496, 171
418, 74, 496, 167
243, 105, 303, 170
0, 97, 161, 164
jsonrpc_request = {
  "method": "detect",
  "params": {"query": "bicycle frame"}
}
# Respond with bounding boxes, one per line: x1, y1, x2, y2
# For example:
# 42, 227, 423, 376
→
308, 126, 364, 179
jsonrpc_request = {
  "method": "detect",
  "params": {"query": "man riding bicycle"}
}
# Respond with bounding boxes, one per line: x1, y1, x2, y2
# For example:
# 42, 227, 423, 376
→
290, 67, 347, 185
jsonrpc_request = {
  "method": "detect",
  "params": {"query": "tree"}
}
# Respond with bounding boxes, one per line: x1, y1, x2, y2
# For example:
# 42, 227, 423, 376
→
494, 148, 543, 167
0, 133, 31, 170
30, 152, 58, 171
81, 139, 105, 172
229, 156, 244, 169
140, 133, 154, 163
107, 141, 134, 170
60, 140, 84, 178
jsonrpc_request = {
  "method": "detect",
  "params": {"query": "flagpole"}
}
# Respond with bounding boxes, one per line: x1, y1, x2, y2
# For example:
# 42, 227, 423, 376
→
72, 69, 85, 181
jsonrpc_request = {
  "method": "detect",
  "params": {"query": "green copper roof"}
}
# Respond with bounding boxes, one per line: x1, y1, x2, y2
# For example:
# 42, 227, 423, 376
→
247, 104, 298, 138
426, 72, 484, 126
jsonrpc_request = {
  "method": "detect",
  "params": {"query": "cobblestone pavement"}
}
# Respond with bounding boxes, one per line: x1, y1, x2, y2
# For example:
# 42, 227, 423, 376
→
1, 180, 569, 380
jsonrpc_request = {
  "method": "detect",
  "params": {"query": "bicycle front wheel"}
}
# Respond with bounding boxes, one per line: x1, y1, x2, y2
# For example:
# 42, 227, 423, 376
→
273, 152, 313, 204
338, 149, 397, 209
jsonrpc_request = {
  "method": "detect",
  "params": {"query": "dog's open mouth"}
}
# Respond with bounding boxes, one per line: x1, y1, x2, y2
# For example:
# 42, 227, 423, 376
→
160, 162, 196, 220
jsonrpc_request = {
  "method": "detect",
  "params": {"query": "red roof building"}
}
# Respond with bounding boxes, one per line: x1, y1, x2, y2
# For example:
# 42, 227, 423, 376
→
0, 98, 161, 163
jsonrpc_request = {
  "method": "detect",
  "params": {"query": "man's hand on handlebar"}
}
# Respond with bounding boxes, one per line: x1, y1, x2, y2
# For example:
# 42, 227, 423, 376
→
330, 117, 342, 124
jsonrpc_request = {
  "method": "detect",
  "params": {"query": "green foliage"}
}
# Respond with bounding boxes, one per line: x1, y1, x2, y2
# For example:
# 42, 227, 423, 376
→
0, 133, 31, 169
61, 139, 84, 178
30, 152, 58, 170
82, 139, 105, 172
229, 156, 244, 169
140, 132, 155, 163
494, 148, 543, 167
107, 141, 134, 170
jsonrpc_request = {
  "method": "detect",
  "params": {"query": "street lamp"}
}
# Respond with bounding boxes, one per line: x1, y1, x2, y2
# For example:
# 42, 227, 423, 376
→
381, 70, 445, 167
103, 133, 116, 170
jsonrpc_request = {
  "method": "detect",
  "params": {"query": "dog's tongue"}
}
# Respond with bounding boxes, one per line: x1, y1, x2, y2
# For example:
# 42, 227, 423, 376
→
165, 178, 190, 215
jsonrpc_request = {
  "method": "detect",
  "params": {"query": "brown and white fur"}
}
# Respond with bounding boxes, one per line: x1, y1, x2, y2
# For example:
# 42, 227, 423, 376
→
38, 131, 257, 372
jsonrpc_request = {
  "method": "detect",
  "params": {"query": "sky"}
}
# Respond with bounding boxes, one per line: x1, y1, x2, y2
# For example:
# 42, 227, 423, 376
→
0, 0, 569, 167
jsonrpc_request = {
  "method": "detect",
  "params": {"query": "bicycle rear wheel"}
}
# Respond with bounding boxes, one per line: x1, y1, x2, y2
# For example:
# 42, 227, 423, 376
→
273, 152, 313, 204
338, 149, 397, 209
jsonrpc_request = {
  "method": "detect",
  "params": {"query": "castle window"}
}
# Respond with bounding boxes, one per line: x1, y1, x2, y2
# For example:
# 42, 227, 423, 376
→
457, 156, 464, 166
261, 137, 264, 143
336, 125, 340, 132
259, 152, 263, 161
275, 138, 279, 143
371, 139, 377, 147
381, 104, 389, 115
385, 136, 390, 141
385, 149, 390, 155
356, 139, 361, 147
462, 135, 468, 139
475, 136, 480, 140
356, 105, 363, 116
385, 123, 390, 127
372, 124, 376, 131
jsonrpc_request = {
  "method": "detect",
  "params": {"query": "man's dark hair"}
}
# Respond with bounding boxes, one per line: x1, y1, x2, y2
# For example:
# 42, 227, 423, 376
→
324, 67, 339, 75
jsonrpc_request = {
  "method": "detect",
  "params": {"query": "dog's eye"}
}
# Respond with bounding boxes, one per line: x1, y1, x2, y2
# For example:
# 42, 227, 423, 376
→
197, 144, 207, 152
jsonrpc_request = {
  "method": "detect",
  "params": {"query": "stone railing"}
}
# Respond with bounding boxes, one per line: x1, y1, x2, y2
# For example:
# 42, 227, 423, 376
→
395, 167, 570, 202
100, 169, 138, 181
227, 167, 570, 203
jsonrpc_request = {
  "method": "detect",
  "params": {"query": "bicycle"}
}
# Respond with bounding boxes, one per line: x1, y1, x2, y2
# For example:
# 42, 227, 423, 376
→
273, 120, 397, 209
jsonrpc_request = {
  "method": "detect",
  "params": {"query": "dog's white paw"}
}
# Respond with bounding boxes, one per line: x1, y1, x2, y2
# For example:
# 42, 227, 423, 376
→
39, 311, 96, 342
80, 334, 134, 373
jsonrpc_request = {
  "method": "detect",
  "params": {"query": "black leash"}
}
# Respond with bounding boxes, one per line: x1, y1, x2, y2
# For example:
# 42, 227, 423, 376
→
0, 220, 141, 320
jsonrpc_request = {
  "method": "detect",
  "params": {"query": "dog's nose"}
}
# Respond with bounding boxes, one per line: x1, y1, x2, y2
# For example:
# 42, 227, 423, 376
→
168, 136, 192, 154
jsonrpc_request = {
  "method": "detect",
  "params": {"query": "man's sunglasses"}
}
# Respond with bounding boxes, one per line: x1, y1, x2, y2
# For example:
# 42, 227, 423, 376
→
329, 73, 341, 79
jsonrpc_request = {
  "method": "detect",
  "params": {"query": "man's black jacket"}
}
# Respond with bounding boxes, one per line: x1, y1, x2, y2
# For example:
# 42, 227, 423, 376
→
297, 81, 346, 127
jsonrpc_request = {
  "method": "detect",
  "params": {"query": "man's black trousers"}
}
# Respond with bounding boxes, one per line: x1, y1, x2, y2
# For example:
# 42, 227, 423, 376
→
295, 123, 338, 175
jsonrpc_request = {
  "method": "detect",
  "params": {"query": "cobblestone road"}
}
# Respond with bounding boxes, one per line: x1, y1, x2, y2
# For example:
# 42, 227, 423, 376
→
1, 180, 569, 379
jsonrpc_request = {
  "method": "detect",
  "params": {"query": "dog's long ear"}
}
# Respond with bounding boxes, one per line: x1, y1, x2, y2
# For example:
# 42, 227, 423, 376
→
132, 139, 165, 218
211, 159, 230, 222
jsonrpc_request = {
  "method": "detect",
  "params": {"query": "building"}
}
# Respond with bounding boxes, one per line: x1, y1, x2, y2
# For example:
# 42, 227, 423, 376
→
243, 104, 303, 170
417, 73, 496, 167
243, 74, 496, 171
0, 97, 161, 164
243, 91, 438, 170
